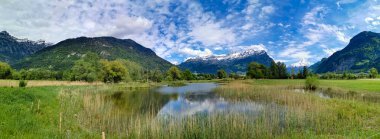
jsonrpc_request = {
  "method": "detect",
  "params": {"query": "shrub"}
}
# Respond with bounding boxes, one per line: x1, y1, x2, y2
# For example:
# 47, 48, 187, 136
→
0, 62, 13, 79
19, 80, 27, 87
305, 76, 319, 90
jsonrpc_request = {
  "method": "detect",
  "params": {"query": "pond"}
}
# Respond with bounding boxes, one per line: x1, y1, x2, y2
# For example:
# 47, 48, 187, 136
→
156, 83, 274, 118
105, 83, 285, 119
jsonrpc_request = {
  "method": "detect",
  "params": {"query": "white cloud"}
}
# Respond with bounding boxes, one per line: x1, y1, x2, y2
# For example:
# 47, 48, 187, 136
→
336, 0, 358, 8
365, 17, 375, 23
179, 48, 213, 57
230, 44, 268, 53
259, 5, 275, 18
242, 23, 253, 30
188, 22, 236, 47
323, 48, 341, 56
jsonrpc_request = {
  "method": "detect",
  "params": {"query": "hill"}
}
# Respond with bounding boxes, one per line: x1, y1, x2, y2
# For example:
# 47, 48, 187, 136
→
312, 31, 380, 73
14, 36, 172, 71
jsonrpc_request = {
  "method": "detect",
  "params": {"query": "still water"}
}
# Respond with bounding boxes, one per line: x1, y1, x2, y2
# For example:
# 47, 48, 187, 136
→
108, 83, 284, 119
156, 83, 269, 118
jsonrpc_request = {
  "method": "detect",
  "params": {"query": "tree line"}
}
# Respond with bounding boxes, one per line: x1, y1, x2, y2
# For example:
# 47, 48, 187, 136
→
246, 61, 310, 79
1, 55, 379, 82
0, 53, 221, 83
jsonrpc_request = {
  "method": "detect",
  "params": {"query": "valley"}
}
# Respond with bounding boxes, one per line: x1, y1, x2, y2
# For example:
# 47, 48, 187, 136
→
1, 26, 380, 139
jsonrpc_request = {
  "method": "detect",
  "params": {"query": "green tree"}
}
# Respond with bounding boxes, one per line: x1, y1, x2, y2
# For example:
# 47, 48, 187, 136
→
0, 62, 12, 79
217, 69, 227, 79
149, 69, 164, 82
119, 60, 143, 81
269, 61, 279, 78
247, 62, 268, 79
166, 66, 182, 81
71, 60, 97, 82
369, 67, 378, 78
182, 69, 195, 80
290, 67, 295, 79
70, 52, 101, 82
302, 66, 309, 79
100, 60, 129, 83
277, 62, 288, 79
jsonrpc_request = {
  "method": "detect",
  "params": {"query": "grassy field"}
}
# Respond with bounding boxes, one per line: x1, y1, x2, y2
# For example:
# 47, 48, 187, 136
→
247, 79, 380, 93
0, 80, 103, 87
0, 79, 379, 138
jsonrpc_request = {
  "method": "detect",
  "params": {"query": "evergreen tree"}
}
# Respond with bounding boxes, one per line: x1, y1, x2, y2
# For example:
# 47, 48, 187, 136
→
291, 67, 295, 79
302, 66, 309, 79
277, 62, 288, 79
269, 61, 279, 78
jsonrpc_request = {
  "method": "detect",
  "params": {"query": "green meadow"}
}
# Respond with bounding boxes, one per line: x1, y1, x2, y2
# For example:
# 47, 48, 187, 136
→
0, 79, 379, 138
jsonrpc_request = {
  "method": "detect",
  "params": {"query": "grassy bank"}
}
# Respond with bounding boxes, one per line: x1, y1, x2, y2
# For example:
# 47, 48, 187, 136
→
215, 80, 380, 138
0, 80, 103, 87
246, 79, 380, 93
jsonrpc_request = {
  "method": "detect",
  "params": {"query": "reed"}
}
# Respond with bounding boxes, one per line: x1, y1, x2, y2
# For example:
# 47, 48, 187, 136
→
55, 81, 380, 138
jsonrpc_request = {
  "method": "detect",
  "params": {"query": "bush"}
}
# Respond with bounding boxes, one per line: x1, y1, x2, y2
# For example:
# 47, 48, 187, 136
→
0, 62, 13, 79
19, 80, 27, 87
305, 76, 319, 90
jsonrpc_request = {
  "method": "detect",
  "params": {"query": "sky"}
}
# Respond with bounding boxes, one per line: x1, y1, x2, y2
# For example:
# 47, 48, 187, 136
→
0, 0, 380, 66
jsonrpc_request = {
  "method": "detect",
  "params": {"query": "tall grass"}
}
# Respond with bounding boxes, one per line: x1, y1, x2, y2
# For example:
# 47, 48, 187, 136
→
55, 81, 380, 138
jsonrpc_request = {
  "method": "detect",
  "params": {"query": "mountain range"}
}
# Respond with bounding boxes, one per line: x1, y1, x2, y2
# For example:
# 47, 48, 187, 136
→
1, 30, 380, 74
179, 49, 274, 74
311, 31, 380, 73
0, 31, 50, 63
0, 31, 172, 71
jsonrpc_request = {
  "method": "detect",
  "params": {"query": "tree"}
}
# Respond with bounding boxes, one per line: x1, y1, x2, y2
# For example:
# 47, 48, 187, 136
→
70, 52, 101, 82
149, 69, 164, 82
217, 69, 227, 79
100, 60, 129, 83
182, 69, 195, 80
247, 62, 268, 79
302, 66, 309, 79
71, 60, 97, 82
166, 66, 182, 81
119, 60, 143, 81
269, 61, 279, 78
0, 62, 13, 79
277, 62, 288, 79
369, 67, 378, 78
290, 67, 295, 79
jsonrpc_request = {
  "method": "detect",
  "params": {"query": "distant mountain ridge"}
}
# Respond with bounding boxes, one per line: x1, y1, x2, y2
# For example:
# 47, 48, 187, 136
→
14, 36, 173, 71
311, 31, 380, 73
0, 31, 50, 63
179, 48, 274, 74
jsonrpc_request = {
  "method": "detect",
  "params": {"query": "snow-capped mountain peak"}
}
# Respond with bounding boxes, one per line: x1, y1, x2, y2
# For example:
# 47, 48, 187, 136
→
291, 59, 310, 67
188, 48, 266, 61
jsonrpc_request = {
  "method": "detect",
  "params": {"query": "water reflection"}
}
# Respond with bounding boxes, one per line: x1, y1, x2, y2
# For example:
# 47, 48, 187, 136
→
106, 89, 176, 116
156, 83, 218, 94
106, 83, 284, 119
156, 83, 278, 118
293, 89, 331, 99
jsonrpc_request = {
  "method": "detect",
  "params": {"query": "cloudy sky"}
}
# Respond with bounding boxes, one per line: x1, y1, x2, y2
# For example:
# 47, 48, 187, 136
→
0, 0, 379, 66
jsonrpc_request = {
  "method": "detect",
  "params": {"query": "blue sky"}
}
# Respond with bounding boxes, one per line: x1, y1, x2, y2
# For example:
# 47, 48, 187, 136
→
0, 0, 379, 66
